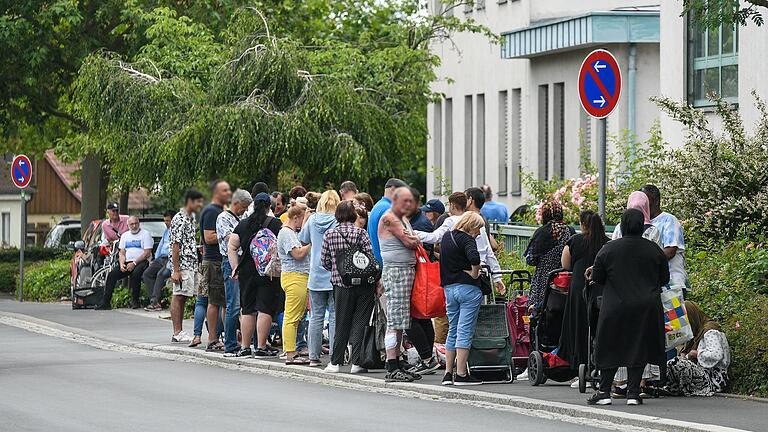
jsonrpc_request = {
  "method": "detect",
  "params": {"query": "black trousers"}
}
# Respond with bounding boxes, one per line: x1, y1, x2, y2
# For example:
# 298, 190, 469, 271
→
332, 285, 375, 366
102, 261, 149, 307
406, 318, 435, 360
142, 257, 170, 304
600, 366, 643, 397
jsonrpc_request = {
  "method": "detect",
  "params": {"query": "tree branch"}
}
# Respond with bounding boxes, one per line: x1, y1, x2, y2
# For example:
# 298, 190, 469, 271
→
45, 108, 88, 133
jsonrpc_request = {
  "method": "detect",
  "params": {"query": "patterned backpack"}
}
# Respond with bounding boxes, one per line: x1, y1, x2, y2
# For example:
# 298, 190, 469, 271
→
249, 217, 280, 277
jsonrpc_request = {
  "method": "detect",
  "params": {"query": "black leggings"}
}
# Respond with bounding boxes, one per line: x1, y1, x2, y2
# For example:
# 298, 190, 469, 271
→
600, 366, 643, 397
332, 285, 375, 366
406, 318, 435, 360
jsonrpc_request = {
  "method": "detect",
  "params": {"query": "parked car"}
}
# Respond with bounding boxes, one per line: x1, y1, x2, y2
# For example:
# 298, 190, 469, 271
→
69, 216, 168, 309
44, 218, 81, 249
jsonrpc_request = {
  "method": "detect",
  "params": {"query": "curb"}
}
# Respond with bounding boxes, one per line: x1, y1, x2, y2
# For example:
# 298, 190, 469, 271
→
0, 310, 750, 432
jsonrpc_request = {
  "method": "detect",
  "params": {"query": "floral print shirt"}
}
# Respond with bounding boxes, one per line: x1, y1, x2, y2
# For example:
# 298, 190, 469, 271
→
169, 208, 198, 271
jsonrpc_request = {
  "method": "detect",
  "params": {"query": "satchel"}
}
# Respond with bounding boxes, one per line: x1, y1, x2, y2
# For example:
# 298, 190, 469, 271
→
411, 245, 445, 319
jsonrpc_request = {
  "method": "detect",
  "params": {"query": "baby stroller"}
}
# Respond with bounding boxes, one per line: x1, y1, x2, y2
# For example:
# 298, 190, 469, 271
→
577, 280, 602, 393
528, 269, 577, 386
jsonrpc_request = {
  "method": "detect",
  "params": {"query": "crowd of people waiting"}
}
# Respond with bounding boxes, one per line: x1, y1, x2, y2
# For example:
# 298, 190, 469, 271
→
526, 185, 731, 406
91, 178, 731, 398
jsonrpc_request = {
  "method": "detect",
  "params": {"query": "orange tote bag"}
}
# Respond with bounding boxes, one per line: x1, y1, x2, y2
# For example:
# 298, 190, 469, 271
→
410, 245, 445, 319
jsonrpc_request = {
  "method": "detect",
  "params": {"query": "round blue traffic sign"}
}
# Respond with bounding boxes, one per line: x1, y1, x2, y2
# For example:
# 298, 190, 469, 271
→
578, 49, 622, 119
11, 154, 32, 189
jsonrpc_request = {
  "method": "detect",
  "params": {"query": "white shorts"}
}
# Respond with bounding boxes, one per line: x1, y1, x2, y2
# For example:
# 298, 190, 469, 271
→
172, 269, 199, 297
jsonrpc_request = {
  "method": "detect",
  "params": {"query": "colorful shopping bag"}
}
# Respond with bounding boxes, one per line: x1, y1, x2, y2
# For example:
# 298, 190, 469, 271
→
660, 283, 694, 350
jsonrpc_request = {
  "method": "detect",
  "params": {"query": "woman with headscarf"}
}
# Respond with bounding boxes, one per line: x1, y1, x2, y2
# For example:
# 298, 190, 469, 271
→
612, 191, 662, 247
586, 209, 669, 406
524, 201, 575, 310
558, 210, 609, 378
665, 301, 730, 396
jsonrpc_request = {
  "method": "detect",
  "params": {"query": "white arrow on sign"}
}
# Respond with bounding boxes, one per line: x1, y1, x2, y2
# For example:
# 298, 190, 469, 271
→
593, 61, 606, 73
593, 95, 606, 107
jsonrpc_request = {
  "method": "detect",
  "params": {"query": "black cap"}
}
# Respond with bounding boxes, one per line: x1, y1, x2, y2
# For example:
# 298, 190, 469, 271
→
385, 178, 407, 189
420, 199, 445, 215
106, 202, 119, 211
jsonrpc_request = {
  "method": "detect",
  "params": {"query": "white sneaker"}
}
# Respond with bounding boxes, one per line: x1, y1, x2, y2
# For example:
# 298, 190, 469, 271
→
516, 369, 528, 380
172, 330, 192, 343
324, 363, 340, 373
571, 380, 580, 388
350, 365, 368, 374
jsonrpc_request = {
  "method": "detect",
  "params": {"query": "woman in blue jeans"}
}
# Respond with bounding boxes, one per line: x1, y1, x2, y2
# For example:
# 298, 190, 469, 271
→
438, 212, 485, 386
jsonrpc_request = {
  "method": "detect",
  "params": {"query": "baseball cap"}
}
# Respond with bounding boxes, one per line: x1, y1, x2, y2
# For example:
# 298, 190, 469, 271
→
420, 199, 445, 215
385, 178, 407, 189
254, 192, 271, 203
106, 202, 119, 211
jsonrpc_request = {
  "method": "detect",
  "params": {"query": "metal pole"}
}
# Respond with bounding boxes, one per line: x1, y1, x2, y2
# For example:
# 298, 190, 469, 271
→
597, 118, 607, 220
19, 190, 26, 302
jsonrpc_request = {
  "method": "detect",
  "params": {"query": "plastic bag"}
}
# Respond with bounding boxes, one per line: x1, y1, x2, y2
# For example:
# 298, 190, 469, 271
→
661, 283, 694, 350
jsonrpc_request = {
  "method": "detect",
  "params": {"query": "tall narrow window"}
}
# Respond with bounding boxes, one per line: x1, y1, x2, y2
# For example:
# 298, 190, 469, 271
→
445, 98, 453, 181
511, 88, 522, 194
553, 83, 565, 180
464, 95, 473, 188
688, 18, 738, 106
1, 212, 9, 246
433, 101, 442, 175
498, 90, 509, 195
476, 94, 485, 186
537, 85, 549, 181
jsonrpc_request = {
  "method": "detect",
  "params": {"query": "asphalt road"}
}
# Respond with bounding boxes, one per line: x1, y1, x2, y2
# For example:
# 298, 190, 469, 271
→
0, 324, 597, 432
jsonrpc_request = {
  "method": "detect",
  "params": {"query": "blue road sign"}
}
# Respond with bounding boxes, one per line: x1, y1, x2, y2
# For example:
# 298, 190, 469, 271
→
578, 49, 622, 119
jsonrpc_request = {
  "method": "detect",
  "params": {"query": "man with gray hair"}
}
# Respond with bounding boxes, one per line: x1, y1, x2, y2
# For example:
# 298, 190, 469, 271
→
218, 188, 253, 355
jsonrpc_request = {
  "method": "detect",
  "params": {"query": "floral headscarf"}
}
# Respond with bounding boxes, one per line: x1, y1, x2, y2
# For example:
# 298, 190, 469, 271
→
525, 201, 572, 264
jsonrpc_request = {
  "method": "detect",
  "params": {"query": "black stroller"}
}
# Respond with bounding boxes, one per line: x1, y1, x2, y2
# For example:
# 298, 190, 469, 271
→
528, 269, 577, 386
577, 279, 602, 392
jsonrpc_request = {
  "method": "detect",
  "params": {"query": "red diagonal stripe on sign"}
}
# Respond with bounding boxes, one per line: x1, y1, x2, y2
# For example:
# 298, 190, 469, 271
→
587, 67, 615, 106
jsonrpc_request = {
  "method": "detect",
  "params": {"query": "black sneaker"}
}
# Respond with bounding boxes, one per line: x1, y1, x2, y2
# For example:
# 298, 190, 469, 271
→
232, 347, 252, 358
627, 394, 644, 406
409, 358, 441, 376
385, 369, 415, 383
611, 384, 627, 398
441, 372, 454, 386
453, 373, 482, 386
254, 347, 277, 358
401, 368, 422, 380
587, 392, 612, 405
266, 346, 280, 356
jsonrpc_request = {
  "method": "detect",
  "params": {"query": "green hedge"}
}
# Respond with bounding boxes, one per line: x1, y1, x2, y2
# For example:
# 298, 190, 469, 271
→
0, 247, 69, 263
687, 240, 768, 397
19, 260, 71, 302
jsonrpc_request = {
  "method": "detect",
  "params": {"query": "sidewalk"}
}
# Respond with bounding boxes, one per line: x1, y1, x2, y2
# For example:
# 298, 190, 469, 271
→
1, 299, 765, 432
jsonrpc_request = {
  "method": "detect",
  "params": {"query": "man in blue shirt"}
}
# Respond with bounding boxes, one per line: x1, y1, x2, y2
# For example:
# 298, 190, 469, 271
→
480, 184, 509, 223
142, 210, 176, 311
368, 177, 408, 263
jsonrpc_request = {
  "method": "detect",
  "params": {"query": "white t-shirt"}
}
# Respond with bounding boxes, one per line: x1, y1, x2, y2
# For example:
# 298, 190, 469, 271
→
119, 229, 154, 263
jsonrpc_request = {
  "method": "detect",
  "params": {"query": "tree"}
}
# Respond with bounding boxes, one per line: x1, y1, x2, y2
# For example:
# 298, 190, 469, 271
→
683, 0, 767, 29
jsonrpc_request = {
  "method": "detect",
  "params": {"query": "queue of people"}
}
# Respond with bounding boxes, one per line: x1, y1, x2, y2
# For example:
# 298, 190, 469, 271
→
91, 178, 729, 400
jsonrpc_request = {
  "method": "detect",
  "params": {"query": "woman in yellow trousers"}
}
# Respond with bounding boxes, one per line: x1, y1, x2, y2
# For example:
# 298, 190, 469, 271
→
277, 206, 312, 365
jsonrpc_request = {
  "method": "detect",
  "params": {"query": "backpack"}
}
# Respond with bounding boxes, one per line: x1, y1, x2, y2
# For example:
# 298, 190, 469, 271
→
336, 229, 381, 287
249, 217, 280, 277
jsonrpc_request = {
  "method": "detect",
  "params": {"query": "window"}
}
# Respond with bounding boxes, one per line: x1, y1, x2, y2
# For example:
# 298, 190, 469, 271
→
1, 212, 9, 246
538, 85, 549, 181
553, 83, 565, 180
433, 101, 442, 175
511, 88, 522, 194
476, 94, 485, 186
464, 95, 473, 188
498, 91, 509, 195
688, 18, 738, 106
445, 98, 453, 181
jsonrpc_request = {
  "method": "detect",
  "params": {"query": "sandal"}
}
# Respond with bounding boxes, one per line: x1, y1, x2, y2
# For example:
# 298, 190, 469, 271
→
285, 356, 311, 365
206, 341, 224, 352
188, 336, 202, 348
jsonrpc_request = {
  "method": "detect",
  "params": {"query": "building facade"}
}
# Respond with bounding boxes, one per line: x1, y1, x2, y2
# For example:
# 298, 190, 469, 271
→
427, 1, 661, 209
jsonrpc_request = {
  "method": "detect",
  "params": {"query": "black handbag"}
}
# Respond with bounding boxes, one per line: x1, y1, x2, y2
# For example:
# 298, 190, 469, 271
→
479, 272, 493, 296
359, 300, 386, 370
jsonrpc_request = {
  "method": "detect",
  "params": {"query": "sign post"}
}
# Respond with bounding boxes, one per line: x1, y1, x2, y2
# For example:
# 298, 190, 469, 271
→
577, 49, 622, 219
11, 154, 32, 302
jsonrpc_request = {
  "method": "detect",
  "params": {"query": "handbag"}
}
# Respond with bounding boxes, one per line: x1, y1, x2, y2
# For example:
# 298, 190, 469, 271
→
360, 298, 386, 370
660, 282, 694, 350
410, 245, 445, 319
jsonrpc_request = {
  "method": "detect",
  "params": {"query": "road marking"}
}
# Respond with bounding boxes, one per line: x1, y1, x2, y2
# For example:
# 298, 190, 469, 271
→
0, 314, 748, 432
